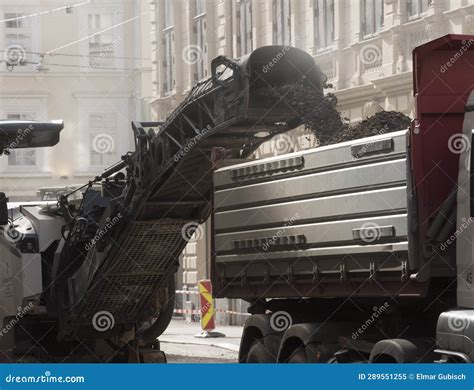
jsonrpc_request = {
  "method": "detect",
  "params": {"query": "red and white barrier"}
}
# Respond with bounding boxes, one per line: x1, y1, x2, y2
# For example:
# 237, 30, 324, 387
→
174, 288, 250, 317
173, 308, 251, 316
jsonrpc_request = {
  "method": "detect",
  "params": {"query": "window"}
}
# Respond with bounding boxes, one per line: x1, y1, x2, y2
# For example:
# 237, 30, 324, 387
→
77, 98, 128, 172
89, 112, 118, 167
273, 0, 291, 46
193, 0, 207, 81
314, 0, 334, 50
362, 0, 384, 36
4, 13, 33, 68
6, 113, 36, 168
236, 0, 252, 56
407, 0, 430, 18
88, 13, 115, 68
163, 0, 174, 93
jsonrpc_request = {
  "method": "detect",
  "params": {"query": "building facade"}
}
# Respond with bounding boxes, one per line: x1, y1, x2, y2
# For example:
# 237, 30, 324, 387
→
149, 0, 473, 324
0, 0, 152, 200
150, 0, 473, 148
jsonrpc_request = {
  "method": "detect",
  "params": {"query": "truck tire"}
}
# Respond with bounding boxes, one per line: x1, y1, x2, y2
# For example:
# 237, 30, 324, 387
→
245, 340, 274, 363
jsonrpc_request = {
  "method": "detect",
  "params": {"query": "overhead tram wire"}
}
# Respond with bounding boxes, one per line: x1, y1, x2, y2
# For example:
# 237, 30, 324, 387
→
0, 59, 138, 72
1, 10, 148, 71
0, 1, 91, 24
0, 49, 150, 62
46, 15, 141, 55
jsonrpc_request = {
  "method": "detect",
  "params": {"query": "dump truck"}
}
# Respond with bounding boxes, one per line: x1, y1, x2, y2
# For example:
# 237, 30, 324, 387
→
211, 34, 474, 363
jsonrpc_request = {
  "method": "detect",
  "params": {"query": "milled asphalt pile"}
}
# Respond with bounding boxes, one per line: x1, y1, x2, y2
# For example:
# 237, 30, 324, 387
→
260, 81, 411, 145
329, 111, 412, 144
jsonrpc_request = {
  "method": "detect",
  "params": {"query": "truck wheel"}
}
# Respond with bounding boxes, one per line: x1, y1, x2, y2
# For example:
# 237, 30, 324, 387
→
245, 340, 274, 363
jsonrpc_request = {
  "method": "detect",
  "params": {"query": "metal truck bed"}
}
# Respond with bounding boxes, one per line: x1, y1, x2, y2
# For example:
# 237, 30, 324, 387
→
212, 130, 425, 299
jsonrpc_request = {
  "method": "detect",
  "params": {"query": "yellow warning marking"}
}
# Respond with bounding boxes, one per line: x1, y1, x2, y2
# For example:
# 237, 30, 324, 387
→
202, 309, 214, 328
199, 281, 215, 329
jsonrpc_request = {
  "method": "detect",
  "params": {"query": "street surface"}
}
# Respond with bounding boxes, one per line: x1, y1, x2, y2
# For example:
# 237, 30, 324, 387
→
160, 318, 243, 363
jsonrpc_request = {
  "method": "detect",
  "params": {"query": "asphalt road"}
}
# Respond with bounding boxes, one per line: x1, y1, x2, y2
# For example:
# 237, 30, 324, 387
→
160, 318, 243, 363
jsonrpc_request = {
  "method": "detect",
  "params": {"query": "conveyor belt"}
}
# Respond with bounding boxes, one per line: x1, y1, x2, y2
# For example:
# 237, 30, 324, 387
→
60, 46, 324, 336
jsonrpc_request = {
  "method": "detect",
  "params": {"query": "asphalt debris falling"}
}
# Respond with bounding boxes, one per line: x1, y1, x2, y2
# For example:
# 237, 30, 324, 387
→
259, 82, 411, 146
259, 81, 347, 145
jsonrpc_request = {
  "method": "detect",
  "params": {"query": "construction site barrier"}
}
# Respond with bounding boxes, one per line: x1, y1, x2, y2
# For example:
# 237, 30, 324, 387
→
174, 289, 250, 318
173, 308, 251, 317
